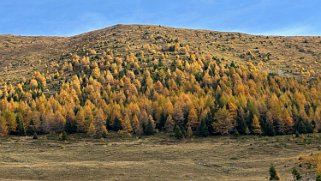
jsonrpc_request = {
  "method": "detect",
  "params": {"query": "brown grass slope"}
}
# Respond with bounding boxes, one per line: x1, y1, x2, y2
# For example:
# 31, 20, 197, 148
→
1, 24, 321, 86
0, 35, 68, 84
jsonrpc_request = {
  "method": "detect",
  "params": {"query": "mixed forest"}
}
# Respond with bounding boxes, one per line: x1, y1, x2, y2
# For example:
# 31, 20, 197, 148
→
1, 24, 321, 139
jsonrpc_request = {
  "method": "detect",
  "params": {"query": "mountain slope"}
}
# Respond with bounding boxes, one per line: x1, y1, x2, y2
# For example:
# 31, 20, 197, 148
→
1, 24, 321, 85
69, 24, 321, 77
0, 24, 321, 138
0, 35, 68, 83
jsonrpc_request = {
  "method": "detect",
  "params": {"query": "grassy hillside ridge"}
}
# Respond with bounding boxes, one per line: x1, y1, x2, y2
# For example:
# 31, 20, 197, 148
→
0, 24, 321, 138
0, 35, 68, 84
1, 24, 321, 85
69, 24, 321, 77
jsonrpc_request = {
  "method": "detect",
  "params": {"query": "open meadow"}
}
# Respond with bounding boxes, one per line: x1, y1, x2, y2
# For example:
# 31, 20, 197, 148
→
0, 134, 320, 181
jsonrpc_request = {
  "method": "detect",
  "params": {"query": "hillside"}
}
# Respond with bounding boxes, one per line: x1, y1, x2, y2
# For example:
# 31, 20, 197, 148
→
0, 24, 321, 138
0, 35, 68, 84
69, 24, 321, 77
1, 24, 321, 85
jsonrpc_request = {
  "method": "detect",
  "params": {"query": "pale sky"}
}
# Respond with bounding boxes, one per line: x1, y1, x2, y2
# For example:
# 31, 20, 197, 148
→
0, 0, 320, 36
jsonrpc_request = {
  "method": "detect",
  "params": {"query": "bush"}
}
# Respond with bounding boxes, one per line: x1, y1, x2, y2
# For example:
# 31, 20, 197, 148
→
291, 167, 302, 180
186, 125, 193, 138
102, 130, 108, 138
33, 132, 38, 139
269, 165, 280, 180
60, 131, 68, 141
233, 129, 240, 137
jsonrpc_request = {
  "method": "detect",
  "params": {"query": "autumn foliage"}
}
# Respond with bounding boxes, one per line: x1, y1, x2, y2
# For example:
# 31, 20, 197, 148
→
0, 35, 321, 138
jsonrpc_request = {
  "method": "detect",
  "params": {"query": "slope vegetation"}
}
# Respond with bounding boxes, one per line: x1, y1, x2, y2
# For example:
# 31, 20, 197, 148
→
0, 24, 321, 138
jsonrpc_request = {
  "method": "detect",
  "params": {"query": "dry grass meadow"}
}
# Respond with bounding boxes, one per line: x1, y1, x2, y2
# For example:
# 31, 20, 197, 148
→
0, 134, 320, 181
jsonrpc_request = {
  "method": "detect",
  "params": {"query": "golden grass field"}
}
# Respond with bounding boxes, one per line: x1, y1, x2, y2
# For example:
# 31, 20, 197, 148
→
0, 134, 320, 181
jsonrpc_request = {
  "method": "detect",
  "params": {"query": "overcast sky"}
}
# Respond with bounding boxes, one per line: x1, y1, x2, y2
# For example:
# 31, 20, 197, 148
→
0, 0, 320, 36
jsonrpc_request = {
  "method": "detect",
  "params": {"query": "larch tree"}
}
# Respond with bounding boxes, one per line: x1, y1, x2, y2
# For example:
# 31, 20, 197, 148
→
131, 115, 143, 135
173, 103, 185, 126
144, 115, 155, 135
2, 111, 16, 133
213, 107, 235, 135
0, 115, 8, 136
188, 107, 198, 128
164, 115, 174, 132
121, 115, 133, 133
76, 108, 87, 133
251, 114, 262, 135
94, 108, 108, 138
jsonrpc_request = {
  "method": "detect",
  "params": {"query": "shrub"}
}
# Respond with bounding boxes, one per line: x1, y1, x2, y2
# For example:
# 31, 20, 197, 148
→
291, 167, 302, 180
186, 125, 193, 138
269, 165, 280, 180
33, 132, 38, 140
60, 131, 68, 141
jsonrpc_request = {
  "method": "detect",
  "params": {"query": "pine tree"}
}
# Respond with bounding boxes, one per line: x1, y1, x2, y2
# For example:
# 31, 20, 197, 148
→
65, 108, 77, 134
236, 108, 249, 135
26, 118, 35, 135
65, 119, 73, 134
144, 115, 155, 135
197, 119, 209, 137
174, 124, 184, 139
16, 113, 26, 136
296, 120, 307, 134
113, 117, 122, 131
266, 121, 276, 136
